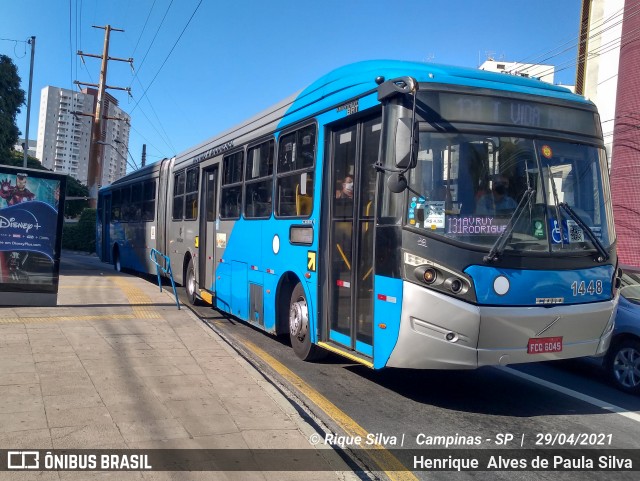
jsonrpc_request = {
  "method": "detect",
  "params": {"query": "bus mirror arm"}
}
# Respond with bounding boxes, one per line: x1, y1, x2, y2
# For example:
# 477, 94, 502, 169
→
386, 172, 427, 199
377, 76, 418, 101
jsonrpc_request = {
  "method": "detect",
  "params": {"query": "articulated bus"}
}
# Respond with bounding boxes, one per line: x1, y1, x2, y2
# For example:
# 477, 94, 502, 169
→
97, 60, 619, 369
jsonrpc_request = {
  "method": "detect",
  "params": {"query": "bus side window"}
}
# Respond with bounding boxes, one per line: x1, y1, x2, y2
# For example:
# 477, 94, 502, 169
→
244, 140, 274, 219
185, 168, 199, 220
221, 151, 244, 220
276, 125, 316, 218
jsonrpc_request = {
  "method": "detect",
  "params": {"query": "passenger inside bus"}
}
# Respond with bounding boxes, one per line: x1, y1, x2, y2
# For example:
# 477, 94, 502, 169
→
335, 176, 354, 199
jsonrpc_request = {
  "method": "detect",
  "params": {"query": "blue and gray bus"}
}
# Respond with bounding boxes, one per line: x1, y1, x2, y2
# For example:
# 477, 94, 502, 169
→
97, 60, 619, 369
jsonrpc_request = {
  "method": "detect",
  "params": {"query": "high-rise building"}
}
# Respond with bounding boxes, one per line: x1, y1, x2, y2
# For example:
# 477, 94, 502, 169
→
575, 0, 624, 165
35, 86, 131, 186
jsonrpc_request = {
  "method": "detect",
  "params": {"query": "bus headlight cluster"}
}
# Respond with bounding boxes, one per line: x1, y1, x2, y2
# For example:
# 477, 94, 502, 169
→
413, 265, 469, 296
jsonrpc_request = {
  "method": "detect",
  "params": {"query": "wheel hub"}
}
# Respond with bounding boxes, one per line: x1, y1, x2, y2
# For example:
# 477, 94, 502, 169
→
289, 298, 308, 339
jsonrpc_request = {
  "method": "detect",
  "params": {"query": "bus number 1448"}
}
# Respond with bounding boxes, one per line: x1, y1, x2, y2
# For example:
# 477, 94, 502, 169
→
571, 280, 603, 296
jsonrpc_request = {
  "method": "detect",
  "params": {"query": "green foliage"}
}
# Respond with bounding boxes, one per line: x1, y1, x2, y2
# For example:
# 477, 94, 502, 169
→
1, 150, 47, 170
0, 55, 25, 158
62, 208, 97, 252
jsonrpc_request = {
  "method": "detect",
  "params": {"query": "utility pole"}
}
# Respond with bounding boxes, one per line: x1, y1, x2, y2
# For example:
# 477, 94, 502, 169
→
23, 36, 35, 168
76, 25, 132, 208
141, 144, 146, 167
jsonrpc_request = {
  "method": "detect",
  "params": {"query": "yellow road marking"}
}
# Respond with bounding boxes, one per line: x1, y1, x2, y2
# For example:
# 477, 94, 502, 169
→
58, 285, 117, 288
0, 313, 159, 324
242, 340, 418, 480
317, 342, 373, 368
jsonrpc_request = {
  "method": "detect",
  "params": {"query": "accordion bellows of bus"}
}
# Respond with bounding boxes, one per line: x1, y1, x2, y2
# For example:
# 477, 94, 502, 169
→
97, 60, 619, 370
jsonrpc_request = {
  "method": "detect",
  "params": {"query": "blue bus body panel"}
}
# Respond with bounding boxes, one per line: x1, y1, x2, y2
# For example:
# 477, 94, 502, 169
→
373, 275, 404, 369
465, 264, 615, 306
214, 215, 320, 334
111, 223, 148, 272
278, 60, 590, 131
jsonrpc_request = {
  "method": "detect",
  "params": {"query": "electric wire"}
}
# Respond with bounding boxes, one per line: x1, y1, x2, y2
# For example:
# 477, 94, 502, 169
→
507, 3, 640, 76
128, 0, 174, 89
131, 0, 158, 57
129, 0, 203, 116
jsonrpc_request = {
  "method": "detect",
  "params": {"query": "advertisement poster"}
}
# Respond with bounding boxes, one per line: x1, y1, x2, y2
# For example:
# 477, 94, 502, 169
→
0, 166, 66, 305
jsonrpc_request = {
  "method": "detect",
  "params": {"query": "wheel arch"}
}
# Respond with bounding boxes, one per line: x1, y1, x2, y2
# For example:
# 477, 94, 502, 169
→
275, 271, 304, 336
182, 251, 194, 287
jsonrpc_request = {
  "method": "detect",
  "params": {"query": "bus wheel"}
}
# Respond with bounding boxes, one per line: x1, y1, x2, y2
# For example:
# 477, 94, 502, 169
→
289, 283, 326, 361
185, 258, 198, 305
113, 248, 121, 272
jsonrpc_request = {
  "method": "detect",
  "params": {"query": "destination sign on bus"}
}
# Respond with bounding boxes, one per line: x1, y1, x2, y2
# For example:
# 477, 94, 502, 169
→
420, 92, 600, 138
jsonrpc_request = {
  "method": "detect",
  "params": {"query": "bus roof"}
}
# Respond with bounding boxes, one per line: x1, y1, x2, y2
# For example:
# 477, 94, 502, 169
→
166, 60, 593, 170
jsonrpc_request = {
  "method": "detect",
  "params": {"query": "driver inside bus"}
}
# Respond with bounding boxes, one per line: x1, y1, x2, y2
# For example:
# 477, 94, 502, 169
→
476, 174, 517, 215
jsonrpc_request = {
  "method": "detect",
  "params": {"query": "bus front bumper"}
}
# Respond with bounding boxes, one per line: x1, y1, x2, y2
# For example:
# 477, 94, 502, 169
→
385, 281, 616, 370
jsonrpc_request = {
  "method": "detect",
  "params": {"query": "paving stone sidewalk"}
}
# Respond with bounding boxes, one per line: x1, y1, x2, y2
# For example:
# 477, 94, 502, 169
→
0, 252, 356, 481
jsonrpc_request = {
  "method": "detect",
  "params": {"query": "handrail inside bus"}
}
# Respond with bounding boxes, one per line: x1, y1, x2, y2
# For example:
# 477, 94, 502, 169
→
149, 248, 180, 310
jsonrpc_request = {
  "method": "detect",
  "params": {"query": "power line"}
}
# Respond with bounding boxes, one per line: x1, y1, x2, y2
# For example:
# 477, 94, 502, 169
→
0, 37, 28, 58
507, 3, 640, 76
131, 0, 158, 57
128, 0, 174, 89
130, 0, 203, 115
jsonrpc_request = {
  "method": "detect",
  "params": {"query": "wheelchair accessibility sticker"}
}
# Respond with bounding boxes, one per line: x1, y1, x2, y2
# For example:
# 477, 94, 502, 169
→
549, 219, 584, 244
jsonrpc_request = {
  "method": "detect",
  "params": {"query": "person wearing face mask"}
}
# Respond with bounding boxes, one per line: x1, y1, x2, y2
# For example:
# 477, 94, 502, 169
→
476, 174, 516, 215
336, 176, 354, 199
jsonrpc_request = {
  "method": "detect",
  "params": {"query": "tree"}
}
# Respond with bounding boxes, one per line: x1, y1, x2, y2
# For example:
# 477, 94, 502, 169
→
0, 55, 25, 157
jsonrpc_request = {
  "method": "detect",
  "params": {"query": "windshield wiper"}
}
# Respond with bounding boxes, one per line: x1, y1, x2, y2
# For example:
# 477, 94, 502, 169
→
484, 188, 536, 262
558, 202, 609, 262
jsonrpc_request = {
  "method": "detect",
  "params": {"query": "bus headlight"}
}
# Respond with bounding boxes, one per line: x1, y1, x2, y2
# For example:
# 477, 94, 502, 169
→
414, 265, 440, 285
444, 276, 468, 295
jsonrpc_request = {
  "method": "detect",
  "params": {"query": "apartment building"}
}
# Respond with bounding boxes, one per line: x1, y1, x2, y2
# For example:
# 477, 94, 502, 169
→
35, 86, 130, 186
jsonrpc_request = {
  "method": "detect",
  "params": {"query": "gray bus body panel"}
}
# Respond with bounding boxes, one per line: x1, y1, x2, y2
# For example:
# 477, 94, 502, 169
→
386, 281, 615, 369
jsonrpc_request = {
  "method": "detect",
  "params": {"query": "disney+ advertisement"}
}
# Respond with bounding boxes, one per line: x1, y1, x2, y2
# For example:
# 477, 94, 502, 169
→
0, 166, 66, 297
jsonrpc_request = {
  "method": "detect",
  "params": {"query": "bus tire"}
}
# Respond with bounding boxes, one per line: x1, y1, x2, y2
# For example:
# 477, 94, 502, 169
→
289, 283, 326, 361
185, 258, 199, 305
113, 247, 121, 272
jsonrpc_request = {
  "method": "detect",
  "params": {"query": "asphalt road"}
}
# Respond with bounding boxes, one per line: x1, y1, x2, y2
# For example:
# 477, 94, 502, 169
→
172, 282, 639, 481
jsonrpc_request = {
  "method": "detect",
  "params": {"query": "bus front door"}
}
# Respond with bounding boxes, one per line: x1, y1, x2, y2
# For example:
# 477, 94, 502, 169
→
199, 167, 218, 297
327, 115, 381, 357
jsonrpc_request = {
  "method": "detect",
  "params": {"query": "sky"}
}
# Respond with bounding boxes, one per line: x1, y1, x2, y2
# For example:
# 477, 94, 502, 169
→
1, 0, 583, 173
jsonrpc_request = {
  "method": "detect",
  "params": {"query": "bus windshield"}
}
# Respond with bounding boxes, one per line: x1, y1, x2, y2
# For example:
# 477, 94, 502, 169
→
406, 133, 615, 253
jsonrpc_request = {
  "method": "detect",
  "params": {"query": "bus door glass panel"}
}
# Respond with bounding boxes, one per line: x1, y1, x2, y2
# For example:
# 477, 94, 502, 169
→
201, 168, 218, 291
331, 125, 357, 342
355, 118, 381, 347
329, 116, 380, 352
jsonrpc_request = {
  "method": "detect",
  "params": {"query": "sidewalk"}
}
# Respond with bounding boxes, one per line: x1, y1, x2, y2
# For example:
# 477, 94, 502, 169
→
0, 251, 355, 481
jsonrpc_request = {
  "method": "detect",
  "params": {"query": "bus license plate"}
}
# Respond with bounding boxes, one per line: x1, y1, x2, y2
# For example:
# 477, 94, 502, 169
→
527, 336, 563, 354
